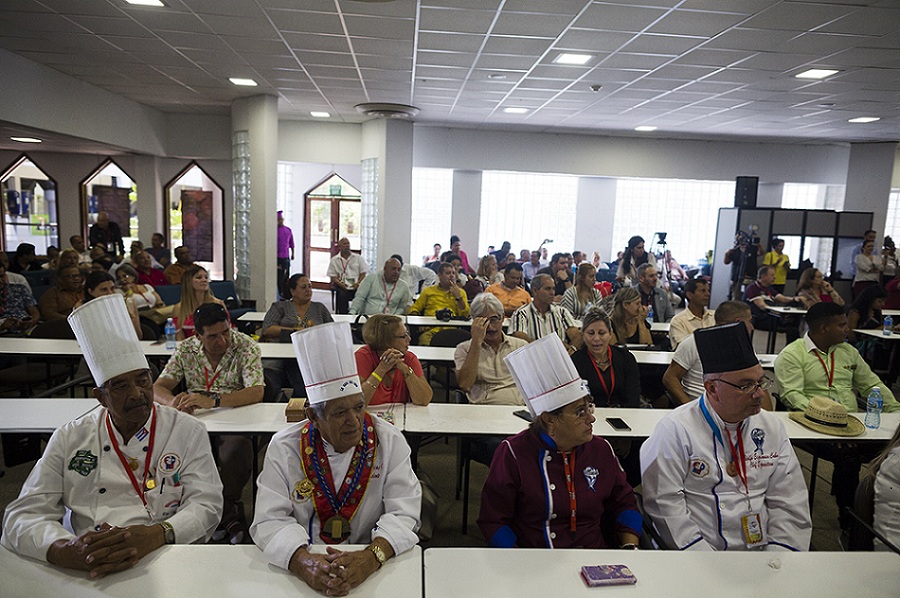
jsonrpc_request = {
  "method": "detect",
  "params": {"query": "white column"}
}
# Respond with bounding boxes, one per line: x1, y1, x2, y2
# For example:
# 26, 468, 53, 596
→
575, 177, 617, 262
451, 170, 482, 258
845, 142, 899, 237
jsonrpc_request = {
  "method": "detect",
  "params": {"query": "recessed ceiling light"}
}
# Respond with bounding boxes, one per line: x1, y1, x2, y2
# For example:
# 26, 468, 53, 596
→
124, 0, 165, 6
634, 126, 657, 132
10, 136, 42, 143
553, 53, 593, 65
229, 77, 257, 87
795, 69, 839, 80
488, 73, 507, 80
848, 117, 880, 123
310, 111, 330, 118
503, 107, 529, 114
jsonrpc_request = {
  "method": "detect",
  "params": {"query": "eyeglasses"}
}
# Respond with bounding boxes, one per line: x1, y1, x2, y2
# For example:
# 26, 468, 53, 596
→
485, 316, 502, 324
713, 376, 774, 395
567, 402, 595, 420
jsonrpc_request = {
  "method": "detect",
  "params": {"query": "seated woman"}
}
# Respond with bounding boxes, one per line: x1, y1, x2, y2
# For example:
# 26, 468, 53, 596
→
79, 271, 141, 338
796, 267, 845, 310
355, 314, 433, 406
847, 284, 886, 345
478, 334, 641, 548
115, 263, 164, 311
0, 260, 39, 336
561, 263, 604, 319
872, 424, 900, 551
260, 273, 332, 397
172, 265, 225, 339
475, 254, 503, 288
609, 287, 652, 345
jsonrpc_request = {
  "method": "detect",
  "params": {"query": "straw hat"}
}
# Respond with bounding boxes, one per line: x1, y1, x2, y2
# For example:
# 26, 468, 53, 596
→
788, 396, 865, 437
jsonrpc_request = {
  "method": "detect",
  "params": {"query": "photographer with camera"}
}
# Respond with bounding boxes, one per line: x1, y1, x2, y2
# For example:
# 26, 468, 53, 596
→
408, 261, 470, 345
724, 230, 762, 300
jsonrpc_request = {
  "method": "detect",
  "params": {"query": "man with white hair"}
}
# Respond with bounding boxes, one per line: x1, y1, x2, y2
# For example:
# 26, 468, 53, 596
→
251, 322, 421, 596
1, 295, 222, 577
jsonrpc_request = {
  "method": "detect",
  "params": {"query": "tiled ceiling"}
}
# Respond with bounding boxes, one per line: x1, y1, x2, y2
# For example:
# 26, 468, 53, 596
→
1, 0, 899, 145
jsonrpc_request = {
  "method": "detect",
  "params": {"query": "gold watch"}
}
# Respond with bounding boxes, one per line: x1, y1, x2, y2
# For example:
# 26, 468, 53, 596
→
369, 543, 387, 568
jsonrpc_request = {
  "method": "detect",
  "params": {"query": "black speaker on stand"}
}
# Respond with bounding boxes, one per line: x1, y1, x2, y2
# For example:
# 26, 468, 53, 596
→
735, 176, 759, 208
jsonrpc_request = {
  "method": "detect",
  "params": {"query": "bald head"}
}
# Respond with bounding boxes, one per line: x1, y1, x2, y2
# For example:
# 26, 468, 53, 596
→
383, 258, 402, 283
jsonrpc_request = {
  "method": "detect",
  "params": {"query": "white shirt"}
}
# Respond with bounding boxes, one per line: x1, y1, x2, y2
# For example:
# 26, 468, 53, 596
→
326, 253, 369, 284
250, 415, 421, 570
874, 446, 900, 551
669, 307, 716, 349
1, 405, 223, 561
349, 273, 411, 315
400, 264, 437, 293
671, 334, 705, 400
640, 396, 811, 552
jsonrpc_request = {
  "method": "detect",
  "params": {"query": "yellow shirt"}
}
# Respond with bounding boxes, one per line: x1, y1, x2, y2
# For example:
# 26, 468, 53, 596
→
409, 285, 470, 345
763, 251, 790, 285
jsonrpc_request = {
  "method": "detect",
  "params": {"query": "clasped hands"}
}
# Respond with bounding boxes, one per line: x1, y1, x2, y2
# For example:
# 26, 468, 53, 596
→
46, 522, 163, 578
173, 391, 215, 414
291, 546, 380, 597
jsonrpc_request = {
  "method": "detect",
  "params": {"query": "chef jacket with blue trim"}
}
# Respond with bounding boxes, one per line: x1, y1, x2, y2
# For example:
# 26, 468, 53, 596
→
1, 405, 223, 561
640, 395, 811, 551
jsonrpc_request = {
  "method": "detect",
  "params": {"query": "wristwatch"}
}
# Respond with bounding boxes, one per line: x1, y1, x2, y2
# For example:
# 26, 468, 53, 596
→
368, 543, 387, 568
159, 520, 175, 544
210, 392, 221, 408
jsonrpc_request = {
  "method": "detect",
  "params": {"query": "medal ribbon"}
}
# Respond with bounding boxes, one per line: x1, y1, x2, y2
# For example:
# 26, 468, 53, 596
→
204, 367, 221, 394
299, 413, 377, 544
381, 278, 397, 314
105, 404, 157, 507
560, 449, 577, 534
724, 425, 752, 511
588, 346, 615, 406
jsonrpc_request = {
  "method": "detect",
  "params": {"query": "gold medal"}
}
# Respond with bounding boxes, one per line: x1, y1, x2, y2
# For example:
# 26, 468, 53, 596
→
305, 446, 314, 455
323, 516, 351, 543
726, 462, 738, 477
145, 478, 156, 490
295, 478, 314, 499
127, 457, 139, 471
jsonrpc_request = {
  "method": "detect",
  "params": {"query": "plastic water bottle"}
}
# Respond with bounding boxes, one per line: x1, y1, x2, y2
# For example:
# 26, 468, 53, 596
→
884, 315, 893, 336
165, 318, 177, 351
646, 305, 654, 325
865, 387, 883, 429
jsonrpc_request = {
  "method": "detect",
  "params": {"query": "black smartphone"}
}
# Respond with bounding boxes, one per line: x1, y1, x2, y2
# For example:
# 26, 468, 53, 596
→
513, 409, 534, 423
605, 417, 631, 431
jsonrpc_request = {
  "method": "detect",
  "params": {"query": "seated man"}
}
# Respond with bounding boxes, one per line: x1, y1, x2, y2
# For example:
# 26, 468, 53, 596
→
327, 237, 369, 314
251, 322, 420, 596
522, 250, 541, 283
408, 262, 470, 345
641, 323, 812, 551
774, 302, 900, 529
535, 252, 572, 298
153, 303, 264, 543
132, 250, 168, 288
485, 262, 531, 317
69, 234, 92, 265
663, 301, 774, 409
743, 265, 801, 343
393, 253, 436, 294
39, 264, 84, 321
635, 263, 674, 322
509, 274, 582, 353
164, 246, 195, 285
455, 294, 528, 405
349, 257, 411, 316
0, 259, 39, 335
668, 278, 715, 348
1, 295, 222, 577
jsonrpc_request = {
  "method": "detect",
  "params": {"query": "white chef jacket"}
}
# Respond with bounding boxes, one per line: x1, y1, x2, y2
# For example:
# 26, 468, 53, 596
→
640, 395, 811, 551
1, 405, 223, 561
251, 415, 421, 570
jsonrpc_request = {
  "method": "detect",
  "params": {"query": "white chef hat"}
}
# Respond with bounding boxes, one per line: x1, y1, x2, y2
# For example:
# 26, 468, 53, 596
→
68, 294, 148, 386
291, 322, 362, 405
504, 334, 590, 416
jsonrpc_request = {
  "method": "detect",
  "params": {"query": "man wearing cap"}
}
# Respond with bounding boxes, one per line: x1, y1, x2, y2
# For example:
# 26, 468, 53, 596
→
641, 322, 812, 551
1, 295, 222, 577
251, 322, 421, 596
775, 301, 900, 529
153, 302, 264, 543
478, 334, 641, 548
349, 257, 411, 316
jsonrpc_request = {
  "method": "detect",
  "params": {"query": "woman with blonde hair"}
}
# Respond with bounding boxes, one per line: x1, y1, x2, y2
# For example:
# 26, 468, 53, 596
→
561, 263, 604, 319
796, 267, 844, 309
355, 314, 433, 406
172, 265, 224, 339
609, 286, 652, 345
476, 254, 503, 287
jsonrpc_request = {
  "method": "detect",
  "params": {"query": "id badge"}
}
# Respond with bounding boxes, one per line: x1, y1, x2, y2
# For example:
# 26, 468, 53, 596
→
741, 512, 765, 548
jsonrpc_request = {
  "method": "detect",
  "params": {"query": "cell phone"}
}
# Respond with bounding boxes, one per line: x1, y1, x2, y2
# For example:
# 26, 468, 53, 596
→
513, 409, 534, 423
605, 417, 631, 431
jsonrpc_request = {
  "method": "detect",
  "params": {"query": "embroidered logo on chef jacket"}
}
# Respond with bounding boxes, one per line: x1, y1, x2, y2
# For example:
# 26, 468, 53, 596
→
690, 458, 710, 478
68, 450, 98, 476
583, 466, 599, 492
159, 453, 182, 474
751, 428, 765, 454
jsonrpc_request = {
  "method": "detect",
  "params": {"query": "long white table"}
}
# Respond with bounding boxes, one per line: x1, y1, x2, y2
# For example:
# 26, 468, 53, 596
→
0, 544, 422, 598
855, 328, 900, 341
238, 311, 490, 328
0, 398, 99, 433
423, 548, 900, 598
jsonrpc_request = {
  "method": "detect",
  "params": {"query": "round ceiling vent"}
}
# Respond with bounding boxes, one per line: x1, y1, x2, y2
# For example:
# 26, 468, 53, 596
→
355, 103, 420, 119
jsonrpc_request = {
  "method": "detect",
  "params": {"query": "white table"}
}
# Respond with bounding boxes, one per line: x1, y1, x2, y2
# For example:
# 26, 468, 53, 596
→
423, 547, 900, 598
763, 305, 807, 353
193, 403, 399, 434
238, 311, 494, 328
650, 321, 670, 333
0, 398, 98, 433
855, 328, 900, 340
0, 544, 422, 598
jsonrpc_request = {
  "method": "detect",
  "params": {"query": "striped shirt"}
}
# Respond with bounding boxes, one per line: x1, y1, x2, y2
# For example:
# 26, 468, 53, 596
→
509, 302, 576, 343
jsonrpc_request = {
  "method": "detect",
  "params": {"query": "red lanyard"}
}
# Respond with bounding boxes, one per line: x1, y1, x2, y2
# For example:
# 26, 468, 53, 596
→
105, 404, 157, 507
382, 278, 397, 313
340, 257, 349, 277
815, 350, 835, 388
588, 347, 615, 404
204, 367, 221, 393
724, 425, 751, 509
560, 450, 577, 534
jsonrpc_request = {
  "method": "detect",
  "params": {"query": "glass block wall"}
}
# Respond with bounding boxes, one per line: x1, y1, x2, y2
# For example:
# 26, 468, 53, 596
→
361, 157, 378, 269
232, 130, 251, 297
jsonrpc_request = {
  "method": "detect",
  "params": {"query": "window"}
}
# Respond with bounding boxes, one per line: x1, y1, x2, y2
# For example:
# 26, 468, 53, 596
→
164, 162, 225, 280
411, 168, 452, 265
884, 189, 900, 244
782, 183, 845, 211
480, 171, 577, 259
80, 158, 136, 258
612, 178, 734, 266
0, 154, 58, 253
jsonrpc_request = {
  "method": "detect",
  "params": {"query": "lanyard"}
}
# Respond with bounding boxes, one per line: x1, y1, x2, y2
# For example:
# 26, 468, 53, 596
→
105, 404, 157, 507
204, 367, 221, 393
382, 277, 397, 313
340, 256, 349, 277
815, 350, 835, 388
560, 449, 577, 534
724, 426, 752, 511
588, 346, 615, 405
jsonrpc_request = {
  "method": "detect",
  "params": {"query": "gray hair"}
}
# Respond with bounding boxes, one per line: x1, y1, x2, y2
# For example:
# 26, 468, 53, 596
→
531, 273, 552, 296
471, 293, 504, 318
308, 402, 328, 420
637, 262, 656, 278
